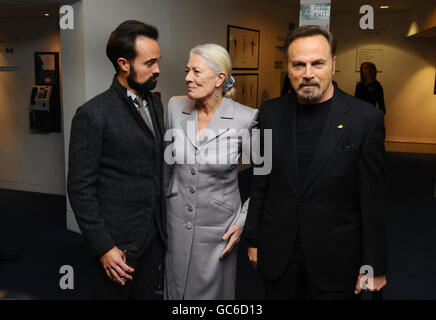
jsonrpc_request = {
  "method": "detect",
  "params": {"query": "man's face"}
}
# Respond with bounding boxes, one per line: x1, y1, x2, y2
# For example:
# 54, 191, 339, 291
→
126, 36, 161, 93
287, 35, 336, 104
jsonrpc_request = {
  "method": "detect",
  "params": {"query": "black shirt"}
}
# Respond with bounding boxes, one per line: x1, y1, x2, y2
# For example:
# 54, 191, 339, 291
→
296, 98, 332, 184
355, 80, 386, 114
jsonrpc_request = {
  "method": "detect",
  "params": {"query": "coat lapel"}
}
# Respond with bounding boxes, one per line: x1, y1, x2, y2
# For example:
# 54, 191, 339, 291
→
278, 94, 302, 195
126, 96, 156, 139
199, 98, 234, 147
111, 74, 159, 143
180, 98, 235, 149
301, 88, 350, 193
146, 93, 164, 139
179, 99, 198, 149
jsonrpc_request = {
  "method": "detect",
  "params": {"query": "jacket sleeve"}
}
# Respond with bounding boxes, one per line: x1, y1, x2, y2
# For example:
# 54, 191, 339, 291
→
354, 83, 360, 98
163, 98, 175, 192
376, 83, 386, 114
67, 107, 115, 257
243, 104, 271, 248
358, 110, 388, 276
234, 198, 250, 228
234, 108, 259, 228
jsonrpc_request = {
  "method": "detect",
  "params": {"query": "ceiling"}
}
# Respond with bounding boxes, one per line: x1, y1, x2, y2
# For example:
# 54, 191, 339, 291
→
0, 0, 75, 18
409, 26, 436, 38
0, 0, 424, 19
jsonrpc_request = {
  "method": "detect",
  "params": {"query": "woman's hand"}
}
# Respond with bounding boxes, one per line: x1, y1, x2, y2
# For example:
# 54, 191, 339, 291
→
220, 224, 243, 259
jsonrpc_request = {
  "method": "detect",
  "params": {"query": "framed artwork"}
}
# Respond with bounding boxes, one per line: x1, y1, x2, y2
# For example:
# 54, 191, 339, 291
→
355, 47, 384, 72
232, 73, 258, 109
34, 52, 60, 85
227, 25, 260, 70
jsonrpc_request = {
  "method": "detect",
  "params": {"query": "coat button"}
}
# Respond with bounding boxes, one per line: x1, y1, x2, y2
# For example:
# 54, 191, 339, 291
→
190, 167, 196, 175
187, 204, 194, 212
186, 222, 192, 229
189, 186, 196, 193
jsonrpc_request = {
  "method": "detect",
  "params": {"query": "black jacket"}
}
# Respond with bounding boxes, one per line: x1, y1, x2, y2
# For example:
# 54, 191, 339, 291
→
244, 83, 387, 291
67, 75, 166, 257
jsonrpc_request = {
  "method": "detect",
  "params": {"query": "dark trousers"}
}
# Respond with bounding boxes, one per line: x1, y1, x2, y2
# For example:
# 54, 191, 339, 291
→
91, 234, 164, 300
263, 244, 358, 300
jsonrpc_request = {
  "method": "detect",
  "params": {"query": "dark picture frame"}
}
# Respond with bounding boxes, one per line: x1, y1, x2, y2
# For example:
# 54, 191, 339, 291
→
227, 25, 260, 70
232, 73, 259, 109
34, 52, 60, 85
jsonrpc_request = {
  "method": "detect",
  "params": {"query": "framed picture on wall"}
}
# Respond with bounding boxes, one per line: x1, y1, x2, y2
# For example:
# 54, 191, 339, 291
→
227, 25, 260, 70
232, 73, 258, 109
34, 52, 59, 85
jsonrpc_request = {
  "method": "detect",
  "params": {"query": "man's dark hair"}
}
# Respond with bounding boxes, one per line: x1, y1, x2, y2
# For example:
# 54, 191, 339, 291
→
283, 25, 337, 58
106, 20, 159, 72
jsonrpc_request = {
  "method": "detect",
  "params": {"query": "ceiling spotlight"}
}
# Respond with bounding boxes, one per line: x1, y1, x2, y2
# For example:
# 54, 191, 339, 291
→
44, 13, 50, 16
380, 5, 389, 9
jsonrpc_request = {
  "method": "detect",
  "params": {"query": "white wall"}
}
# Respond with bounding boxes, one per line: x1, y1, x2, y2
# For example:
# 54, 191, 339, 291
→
331, 10, 436, 153
166, 0, 297, 105
79, 0, 171, 102
0, 17, 65, 195
60, 1, 85, 231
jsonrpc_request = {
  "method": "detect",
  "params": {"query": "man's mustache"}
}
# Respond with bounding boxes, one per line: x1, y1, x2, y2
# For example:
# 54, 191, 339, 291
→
299, 81, 320, 89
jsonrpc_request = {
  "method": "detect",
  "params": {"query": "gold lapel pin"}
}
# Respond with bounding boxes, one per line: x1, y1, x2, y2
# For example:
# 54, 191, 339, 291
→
337, 124, 344, 129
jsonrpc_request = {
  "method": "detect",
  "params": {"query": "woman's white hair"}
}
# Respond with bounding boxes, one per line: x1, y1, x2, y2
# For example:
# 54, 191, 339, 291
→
189, 43, 236, 98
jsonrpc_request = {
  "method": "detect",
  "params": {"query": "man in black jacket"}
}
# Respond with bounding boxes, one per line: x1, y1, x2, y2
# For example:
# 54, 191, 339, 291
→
244, 25, 387, 299
67, 20, 166, 299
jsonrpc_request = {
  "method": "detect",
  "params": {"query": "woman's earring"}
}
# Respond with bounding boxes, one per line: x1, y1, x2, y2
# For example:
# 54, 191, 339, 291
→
216, 90, 219, 98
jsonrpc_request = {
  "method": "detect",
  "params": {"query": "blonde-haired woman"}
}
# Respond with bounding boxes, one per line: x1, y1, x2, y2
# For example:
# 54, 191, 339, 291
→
164, 44, 257, 299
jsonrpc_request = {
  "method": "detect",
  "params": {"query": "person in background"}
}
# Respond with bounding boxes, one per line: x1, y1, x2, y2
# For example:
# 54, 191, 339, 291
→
355, 62, 386, 114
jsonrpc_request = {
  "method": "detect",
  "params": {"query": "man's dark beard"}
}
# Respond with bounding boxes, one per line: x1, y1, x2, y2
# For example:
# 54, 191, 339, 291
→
297, 80, 322, 104
127, 65, 159, 94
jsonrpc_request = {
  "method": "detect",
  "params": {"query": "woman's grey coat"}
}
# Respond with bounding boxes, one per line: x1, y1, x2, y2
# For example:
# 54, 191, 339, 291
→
164, 96, 258, 300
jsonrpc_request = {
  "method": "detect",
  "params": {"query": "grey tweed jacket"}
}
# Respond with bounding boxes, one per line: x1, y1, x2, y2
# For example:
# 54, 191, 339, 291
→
67, 75, 167, 257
